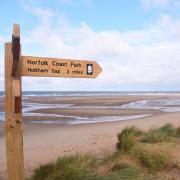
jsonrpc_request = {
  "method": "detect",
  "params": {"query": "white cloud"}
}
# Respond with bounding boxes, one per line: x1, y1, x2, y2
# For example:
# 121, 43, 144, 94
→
142, 0, 169, 8
23, 5, 54, 25
82, 0, 93, 8
59, 0, 75, 6
141, 0, 179, 9
59, 0, 93, 7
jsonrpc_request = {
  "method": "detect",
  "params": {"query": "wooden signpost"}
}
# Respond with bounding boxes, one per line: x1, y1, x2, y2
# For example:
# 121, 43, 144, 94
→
4, 24, 102, 180
5, 24, 24, 180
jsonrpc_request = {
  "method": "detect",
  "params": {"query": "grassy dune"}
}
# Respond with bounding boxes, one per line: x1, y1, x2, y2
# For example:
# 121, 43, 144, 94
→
28, 124, 180, 180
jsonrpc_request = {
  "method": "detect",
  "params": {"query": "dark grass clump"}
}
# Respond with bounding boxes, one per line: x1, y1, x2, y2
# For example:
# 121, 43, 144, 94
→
55, 155, 97, 180
175, 127, 180, 138
159, 123, 175, 137
29, 154, 142, 180
114, 166, 141, 180
29, 155, 97, 180
99, 166, 141, 180
117, 126, 143, 152
143, 129, 169, 143
133, 144, 171, 172
111, 162, 131, 172
30, 163, 54, 180
138, 152, 169, 172
143, 123, 176, 143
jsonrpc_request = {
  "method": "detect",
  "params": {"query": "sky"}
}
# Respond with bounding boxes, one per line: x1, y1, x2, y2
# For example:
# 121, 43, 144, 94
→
0, 0, 180, 91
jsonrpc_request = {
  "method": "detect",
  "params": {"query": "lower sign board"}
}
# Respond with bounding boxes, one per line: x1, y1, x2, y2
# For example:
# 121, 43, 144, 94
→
21, 56, 102, 78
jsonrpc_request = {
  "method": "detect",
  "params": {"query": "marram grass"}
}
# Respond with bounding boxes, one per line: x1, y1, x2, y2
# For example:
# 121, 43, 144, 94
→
143, 123, 177, 143
116, 126, 143, 152
133, 143, 171, 172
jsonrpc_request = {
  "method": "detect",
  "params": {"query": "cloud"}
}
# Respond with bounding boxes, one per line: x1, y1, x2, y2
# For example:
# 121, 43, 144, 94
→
59, 0, 93, 7
82, 0, 93, 8
141, 0, 179, 9
59, 0, 75, 6
23, 4, 54, 25
142, 0, 169, 8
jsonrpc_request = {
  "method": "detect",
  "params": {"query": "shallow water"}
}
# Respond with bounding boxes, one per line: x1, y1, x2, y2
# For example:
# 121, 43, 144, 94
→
120, 98, 180, 112
1, 97, 180, 124
31, 114, 152, 125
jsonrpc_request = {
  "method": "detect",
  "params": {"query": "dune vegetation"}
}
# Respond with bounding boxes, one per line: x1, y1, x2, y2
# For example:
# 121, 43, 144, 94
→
28, 124, 180, 180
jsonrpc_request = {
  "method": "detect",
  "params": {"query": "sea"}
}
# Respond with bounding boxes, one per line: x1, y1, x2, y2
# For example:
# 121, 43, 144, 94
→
1, 91, 180, 125
1, 91, 180, 97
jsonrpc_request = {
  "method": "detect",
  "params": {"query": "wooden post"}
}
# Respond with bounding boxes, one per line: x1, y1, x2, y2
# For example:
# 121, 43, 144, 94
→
5, 24, 24, 180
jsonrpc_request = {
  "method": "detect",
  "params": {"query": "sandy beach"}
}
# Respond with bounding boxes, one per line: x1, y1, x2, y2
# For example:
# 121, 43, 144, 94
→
0, 95, 180, 179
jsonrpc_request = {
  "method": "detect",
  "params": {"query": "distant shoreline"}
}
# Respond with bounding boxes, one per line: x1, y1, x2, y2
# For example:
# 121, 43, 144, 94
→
1, 90, 180, 97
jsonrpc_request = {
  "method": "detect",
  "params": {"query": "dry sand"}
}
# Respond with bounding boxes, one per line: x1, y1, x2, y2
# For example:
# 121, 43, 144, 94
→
0, 95, 180, 179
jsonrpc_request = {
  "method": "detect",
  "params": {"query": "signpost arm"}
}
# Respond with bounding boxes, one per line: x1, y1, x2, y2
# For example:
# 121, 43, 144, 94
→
5, 24, 24, 180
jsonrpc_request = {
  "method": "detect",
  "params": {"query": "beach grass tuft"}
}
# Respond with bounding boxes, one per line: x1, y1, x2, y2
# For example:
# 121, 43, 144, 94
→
142, 123, 176, 143
29, 155, 96, 180
143, 128, 170, 143
30, 163, 54, 180
29, 154, 142, 180
111, 162, 131, 172
110, 166, 141, 180
137, 150, 169, 172
132, 143, 172, 172
176, 127, 180, 138
159, 123, 175, 136
97, 166, 141, 180
116, 126, 143, 152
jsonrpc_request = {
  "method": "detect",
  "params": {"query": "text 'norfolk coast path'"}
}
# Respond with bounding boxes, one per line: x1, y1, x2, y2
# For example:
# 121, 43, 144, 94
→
21, 56, 103, 78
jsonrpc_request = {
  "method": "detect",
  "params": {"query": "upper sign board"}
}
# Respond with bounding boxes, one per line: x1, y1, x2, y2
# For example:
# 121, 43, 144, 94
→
21, 56, 102, 78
